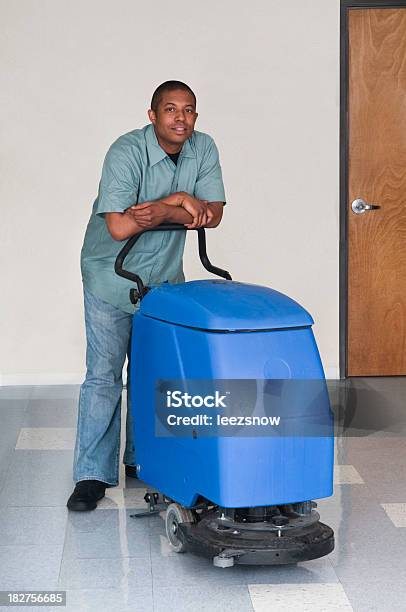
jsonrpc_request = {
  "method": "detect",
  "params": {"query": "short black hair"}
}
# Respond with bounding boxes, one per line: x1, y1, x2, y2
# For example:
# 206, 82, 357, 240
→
151, 80, 196, 113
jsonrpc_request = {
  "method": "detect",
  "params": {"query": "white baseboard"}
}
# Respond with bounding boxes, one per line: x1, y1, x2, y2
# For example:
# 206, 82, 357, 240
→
1, 368, 341, 387
0, 373, 84, 386
324, 366, 340, 379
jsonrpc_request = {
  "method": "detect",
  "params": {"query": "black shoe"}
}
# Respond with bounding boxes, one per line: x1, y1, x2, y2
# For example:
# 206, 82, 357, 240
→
67, 480, 107, 512
125, 465, 138, 479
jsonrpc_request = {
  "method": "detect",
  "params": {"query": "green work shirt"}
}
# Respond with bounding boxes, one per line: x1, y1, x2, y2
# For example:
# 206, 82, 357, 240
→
81, 124, 226, 314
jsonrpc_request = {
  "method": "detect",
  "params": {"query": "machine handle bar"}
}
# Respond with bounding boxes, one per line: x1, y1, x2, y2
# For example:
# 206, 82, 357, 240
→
114, 223, 232, 304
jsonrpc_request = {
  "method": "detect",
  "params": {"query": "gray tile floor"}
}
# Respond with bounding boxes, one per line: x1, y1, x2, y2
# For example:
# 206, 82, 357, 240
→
1, 381, 406, 611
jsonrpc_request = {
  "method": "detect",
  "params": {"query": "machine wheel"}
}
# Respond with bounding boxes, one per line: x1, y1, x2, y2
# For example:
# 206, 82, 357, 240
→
165, 503, 195, 553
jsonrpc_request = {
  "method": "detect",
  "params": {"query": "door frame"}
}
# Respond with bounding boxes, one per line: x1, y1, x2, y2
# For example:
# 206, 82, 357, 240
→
339, 0, 406, 378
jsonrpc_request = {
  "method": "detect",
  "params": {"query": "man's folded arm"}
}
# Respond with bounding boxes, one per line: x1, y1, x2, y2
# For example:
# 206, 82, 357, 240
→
104, 211, 147, 241
104, 194, 194, 241
205, 202, 224, 228
105, 194, 224, 241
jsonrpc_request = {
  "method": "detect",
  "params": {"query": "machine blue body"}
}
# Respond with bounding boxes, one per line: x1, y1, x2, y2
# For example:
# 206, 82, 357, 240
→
129, 279, 334, 509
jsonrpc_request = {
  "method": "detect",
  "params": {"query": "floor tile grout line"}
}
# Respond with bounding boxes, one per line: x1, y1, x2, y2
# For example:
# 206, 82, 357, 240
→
326, 552, 343, 588
57, 507, 71, 589
327, 566, 357, 612
0, 450, 14, 501
0, 395, 31, 500
336, 580, 356, 611
0, 504, 74, 509
0, 503, 148, 509
349, 462, 405, 509
246, 585, 256, 612
148, 516, 156, 612
333, 438, 406, 515
45, 553, 154, 561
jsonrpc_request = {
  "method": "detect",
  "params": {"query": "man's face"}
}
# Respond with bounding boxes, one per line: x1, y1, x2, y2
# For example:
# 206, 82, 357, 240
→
148, 89, 198, 153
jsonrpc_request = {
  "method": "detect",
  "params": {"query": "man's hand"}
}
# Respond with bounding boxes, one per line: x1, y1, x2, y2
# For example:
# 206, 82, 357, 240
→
124, 193, 223, 233
125, 201, 169, 229
105, 196, 223, 241
177, 193, 210, 228
128, 193, 210, 229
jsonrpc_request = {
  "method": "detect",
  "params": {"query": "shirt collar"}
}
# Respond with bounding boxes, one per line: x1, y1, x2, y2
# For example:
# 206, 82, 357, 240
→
145, 124, 196, 166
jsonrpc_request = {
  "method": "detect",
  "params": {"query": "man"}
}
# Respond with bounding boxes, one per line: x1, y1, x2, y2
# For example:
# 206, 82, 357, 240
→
67, 80, 226, 511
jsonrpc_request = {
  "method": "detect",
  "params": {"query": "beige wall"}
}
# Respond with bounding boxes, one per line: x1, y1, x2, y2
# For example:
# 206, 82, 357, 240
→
0, 0, 340, 384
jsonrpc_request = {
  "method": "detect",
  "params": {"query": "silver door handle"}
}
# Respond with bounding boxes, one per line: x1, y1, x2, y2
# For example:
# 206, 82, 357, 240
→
351, 198, 381, 214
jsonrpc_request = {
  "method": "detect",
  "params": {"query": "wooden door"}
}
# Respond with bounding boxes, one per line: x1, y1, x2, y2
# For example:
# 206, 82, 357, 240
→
347, 7, 406, 376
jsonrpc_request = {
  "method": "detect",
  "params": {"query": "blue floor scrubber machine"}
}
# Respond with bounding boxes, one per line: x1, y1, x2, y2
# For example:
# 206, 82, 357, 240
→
115, 224, 334, 567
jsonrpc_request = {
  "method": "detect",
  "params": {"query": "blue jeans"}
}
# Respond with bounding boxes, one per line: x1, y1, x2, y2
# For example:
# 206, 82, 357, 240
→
73, 289, 136, 485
